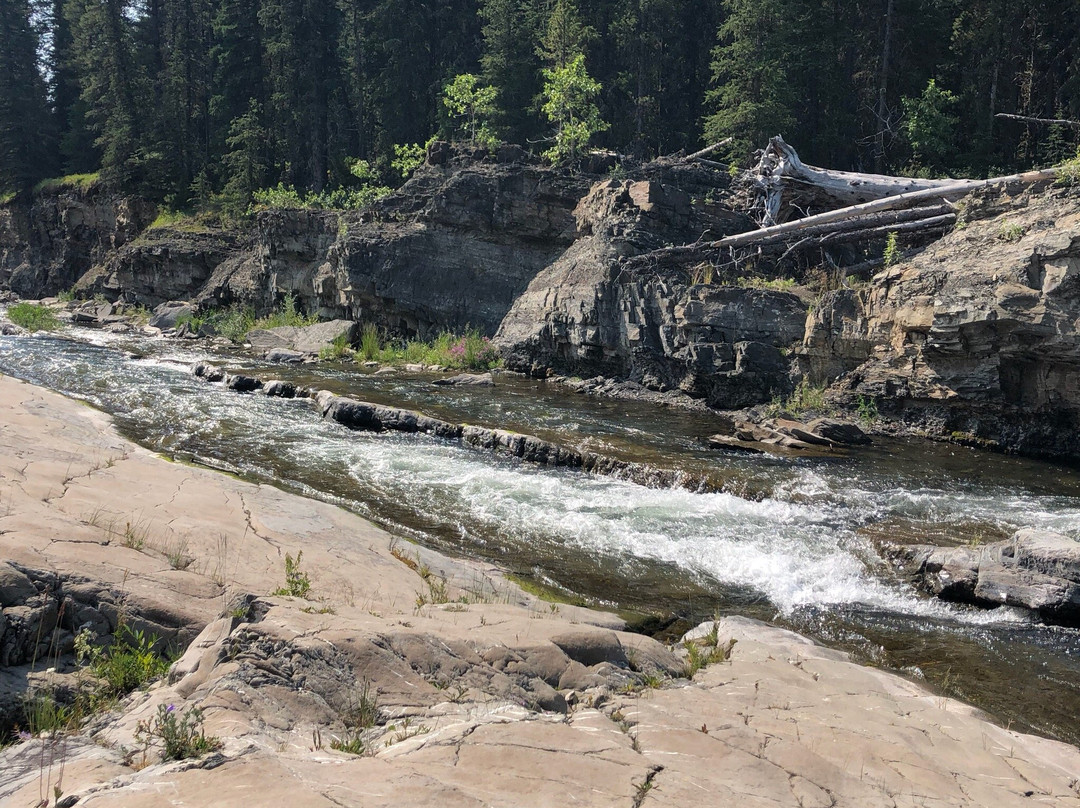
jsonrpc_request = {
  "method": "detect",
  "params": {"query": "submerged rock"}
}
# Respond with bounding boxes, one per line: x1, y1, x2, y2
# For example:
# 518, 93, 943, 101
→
264, 347, 305, 364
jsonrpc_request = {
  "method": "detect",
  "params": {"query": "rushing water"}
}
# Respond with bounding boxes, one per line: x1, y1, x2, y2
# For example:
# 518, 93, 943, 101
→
3, 322, 1080, 744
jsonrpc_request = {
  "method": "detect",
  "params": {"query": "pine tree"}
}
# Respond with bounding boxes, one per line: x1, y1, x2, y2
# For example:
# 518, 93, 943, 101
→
479, 0, 544, 144
65, 0, 148, 189
0, 0, 56, 193
50, 0, 96, 174
703, 0, 798, 159
220, 97, 266, 213
538, 0, 594, 70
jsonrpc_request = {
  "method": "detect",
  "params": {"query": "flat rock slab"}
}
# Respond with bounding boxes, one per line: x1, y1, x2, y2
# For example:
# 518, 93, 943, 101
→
2, 376, 1080, 808
247, 319, 358, 356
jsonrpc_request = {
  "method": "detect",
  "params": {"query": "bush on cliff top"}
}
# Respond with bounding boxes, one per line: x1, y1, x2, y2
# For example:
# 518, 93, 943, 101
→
32, 172, 100, 194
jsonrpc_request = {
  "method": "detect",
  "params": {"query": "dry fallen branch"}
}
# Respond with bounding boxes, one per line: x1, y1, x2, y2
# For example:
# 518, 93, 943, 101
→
995, 113, 1080, 130
686, 138, 734, 162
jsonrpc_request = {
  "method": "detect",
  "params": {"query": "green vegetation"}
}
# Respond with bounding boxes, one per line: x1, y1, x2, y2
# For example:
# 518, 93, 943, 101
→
998, 221, 1027, 242
251, 181, 390, 212
273, 551, 312, 598
77, 624, 171, 699
737, 276, 797, 291
391, 142, 428, 180
357, 327, 502, 371
319, 333, 354, 361
22, 691, 79, 737
2, 0, 1075, 205
31, 173, 100, 194
883, 231, 902, 268
540, 52, 608, 164
443, 74, 499, 151
1055, 149, 1080, 186
856, 395, 879, 426
768, 379, 830, 418
134, 704, 222, 761
902, 79, 958, 172
146, 208, 215, 232
682, 622, 736, 679
6, 303, 61, 332
179, 292, 316, 342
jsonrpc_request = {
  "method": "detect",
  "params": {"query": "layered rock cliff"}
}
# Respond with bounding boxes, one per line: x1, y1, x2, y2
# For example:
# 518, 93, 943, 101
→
4, 150, 1080, 460
803, 183, 1080, 458
0, 186, 155, 298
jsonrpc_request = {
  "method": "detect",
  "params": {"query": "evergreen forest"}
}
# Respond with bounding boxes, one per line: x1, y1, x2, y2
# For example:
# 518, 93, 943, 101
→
2, 0, 1078, 209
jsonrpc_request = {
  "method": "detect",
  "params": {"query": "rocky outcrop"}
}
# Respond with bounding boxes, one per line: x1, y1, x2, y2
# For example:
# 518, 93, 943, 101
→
246, 319, 358, 357
891, 528, 1080, 625
804, 183, 1080, 458
708, 415, 870, 455
76, 226, 245, 308
0, 186, 156, 298
6, 375, 1080, 808
196, 149, 594, 335
495, 175, 804, 407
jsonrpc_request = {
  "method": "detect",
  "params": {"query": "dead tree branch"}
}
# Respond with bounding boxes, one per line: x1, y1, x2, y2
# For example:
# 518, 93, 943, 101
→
995, 113, 1080, 130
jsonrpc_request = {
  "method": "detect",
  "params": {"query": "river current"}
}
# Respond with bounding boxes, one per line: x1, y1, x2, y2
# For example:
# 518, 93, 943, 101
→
3, 322, 1080, 744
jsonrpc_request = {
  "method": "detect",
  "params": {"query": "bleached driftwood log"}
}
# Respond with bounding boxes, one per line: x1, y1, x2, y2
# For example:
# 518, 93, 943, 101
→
752, 136, 979, 224
718, 164, 1056, 249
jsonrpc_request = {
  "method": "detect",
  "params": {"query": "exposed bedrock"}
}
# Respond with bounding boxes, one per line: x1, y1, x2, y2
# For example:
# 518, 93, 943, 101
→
891, 529, 1080, 625
803, 184, 1080, 459
196, 151, 594, 336
0, 187, 155, 299
494, 176, 803, 408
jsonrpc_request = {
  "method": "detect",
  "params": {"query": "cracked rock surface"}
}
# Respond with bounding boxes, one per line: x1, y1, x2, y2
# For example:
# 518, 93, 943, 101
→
1, 375, 1079, 807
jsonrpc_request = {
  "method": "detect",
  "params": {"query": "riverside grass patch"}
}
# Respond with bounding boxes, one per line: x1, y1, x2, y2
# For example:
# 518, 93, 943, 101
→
178, 291, 316, 341
7, 302, 61, 332
356, 324, 501, 372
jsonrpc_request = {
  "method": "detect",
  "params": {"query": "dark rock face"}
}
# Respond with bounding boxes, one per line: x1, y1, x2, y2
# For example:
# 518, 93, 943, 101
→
495, 176, 798, 408
198, 156, 593, 336
0, 188, 156, 299
891, 529, 1080, 625
76, 228, 244, 307
804, 185, 1080, 460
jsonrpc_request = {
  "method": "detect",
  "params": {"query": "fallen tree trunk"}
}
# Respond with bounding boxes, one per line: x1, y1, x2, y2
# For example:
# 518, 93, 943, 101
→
718, 165, 1056, 249
686, 138, 733, 161
748, 203, 954, 250
752, 136, 974, 223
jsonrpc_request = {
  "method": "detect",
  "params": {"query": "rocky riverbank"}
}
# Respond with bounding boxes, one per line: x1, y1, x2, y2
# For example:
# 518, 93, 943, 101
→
3, 145, 1080, 462
2, 375, 1080, 806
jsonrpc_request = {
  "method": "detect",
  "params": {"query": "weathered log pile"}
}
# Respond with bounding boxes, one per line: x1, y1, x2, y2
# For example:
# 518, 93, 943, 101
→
632, 136, 1060, 277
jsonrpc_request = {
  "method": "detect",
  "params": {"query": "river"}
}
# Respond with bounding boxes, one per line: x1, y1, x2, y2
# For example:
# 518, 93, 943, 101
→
3, 321, 1080, 744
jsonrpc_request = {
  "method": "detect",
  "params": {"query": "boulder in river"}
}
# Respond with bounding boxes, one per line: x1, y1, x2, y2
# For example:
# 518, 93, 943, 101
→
892, 528, 1080, 625
225, 373, 263, 393
708, 415, 868, 456
247, 319, 358, 357
192, 362, 225, 382
433, 372, 495, 387
148, 301, 192, 330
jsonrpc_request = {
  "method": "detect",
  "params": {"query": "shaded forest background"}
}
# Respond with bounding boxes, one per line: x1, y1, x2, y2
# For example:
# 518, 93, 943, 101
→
1, 0, 1078, 207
